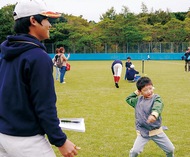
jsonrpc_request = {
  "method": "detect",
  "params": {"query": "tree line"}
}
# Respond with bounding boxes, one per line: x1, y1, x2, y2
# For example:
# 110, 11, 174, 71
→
0, 3, 190, 53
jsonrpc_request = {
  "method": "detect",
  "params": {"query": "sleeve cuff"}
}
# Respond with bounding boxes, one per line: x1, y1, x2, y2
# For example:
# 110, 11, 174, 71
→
134, 90, 140, 96
151, 111, 159, 118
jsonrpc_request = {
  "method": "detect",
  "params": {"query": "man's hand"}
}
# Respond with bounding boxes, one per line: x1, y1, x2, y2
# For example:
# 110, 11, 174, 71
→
58, 139, 80, 157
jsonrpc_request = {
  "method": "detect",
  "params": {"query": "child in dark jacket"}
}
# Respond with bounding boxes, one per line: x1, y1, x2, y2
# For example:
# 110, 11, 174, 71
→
126, 64, 140, 82
124, 57, 132, 80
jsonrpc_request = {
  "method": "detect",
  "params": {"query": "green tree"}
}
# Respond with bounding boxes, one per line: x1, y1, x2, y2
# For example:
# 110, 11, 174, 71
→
173, 12, 187, 21
140, 2, 148, 14
164, 18, 187, 42
62, 15, 91, 53
183, 17, 190, 41
147, 9, 171, 25
96, 19, 116, 52
2, 4, 190, 53
100, 7, 117, 21
0, 5, 15, 43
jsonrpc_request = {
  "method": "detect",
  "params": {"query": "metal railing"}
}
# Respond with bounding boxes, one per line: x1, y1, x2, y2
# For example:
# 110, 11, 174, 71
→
45, 42, 190, 54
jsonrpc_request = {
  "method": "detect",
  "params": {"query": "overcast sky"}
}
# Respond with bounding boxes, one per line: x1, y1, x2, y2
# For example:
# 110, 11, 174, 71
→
0, 0, 190, 22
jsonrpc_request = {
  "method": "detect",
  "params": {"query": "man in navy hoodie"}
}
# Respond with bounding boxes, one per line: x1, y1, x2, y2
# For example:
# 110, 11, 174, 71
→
0, 0, 79, 157
126, 64, 140, 82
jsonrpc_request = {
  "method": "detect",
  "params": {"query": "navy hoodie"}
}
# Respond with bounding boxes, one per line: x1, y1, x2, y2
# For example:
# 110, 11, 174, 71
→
126, 68, 139, 80
0, 34, 66, 147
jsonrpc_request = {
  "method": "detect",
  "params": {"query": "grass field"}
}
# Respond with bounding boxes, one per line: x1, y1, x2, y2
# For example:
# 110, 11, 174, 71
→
52, 60, 190, 157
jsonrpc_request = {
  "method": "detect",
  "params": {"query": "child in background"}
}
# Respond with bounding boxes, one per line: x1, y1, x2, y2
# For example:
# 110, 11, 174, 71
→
126, 64, 140, 82
59, 46, 70, 83
184, 47, 190, 72
124, 57, 132, 80
52, 48, 60, 80
147, 54, 150, 61
126, 77, 174, 157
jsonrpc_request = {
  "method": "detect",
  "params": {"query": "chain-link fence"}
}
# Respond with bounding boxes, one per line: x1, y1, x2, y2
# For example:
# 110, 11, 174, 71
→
45, 42, 190, 54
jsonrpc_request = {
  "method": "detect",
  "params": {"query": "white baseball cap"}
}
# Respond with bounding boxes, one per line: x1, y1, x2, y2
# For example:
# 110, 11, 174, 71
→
130, 64, 135, 68
13, 0, 61, 20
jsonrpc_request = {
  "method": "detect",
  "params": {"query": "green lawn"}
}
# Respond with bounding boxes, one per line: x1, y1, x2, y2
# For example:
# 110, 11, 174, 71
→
52, 60, 190, 157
